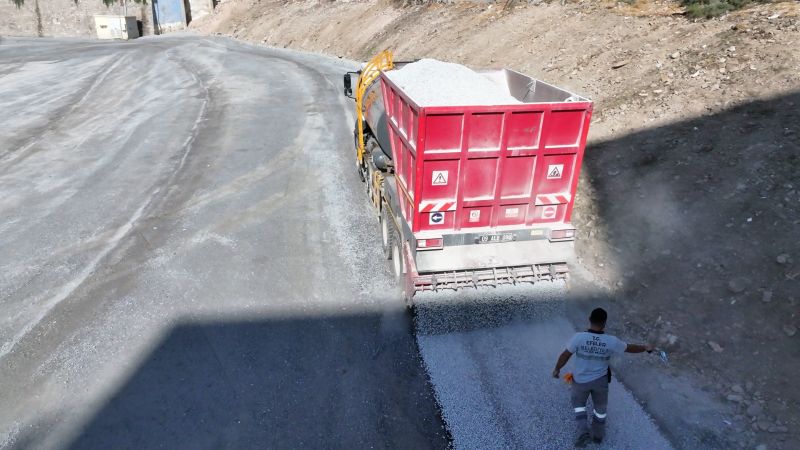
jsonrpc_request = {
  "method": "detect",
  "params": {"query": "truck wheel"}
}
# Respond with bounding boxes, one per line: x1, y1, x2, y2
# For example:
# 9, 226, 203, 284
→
380, 207, 393, 260
354, 123, 366, 182
391, 231, 404, 284
365, 164, 373, 196
357, 162, 366, 183
391, 230, 412, 306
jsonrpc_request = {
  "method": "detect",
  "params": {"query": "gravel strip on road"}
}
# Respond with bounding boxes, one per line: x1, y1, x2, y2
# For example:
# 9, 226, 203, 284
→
415, 282, 673, 449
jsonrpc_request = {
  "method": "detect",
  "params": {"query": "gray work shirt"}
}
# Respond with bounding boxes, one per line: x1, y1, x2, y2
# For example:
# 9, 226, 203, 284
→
566, 331, 627, 384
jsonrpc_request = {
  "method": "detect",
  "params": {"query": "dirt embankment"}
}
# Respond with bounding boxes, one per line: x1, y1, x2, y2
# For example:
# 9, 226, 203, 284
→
194, 1, 799, 448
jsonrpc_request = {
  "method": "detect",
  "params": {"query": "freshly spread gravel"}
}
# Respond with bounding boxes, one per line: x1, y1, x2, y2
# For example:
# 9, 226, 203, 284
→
385, 58, 521, 106
414, 282, 673, 450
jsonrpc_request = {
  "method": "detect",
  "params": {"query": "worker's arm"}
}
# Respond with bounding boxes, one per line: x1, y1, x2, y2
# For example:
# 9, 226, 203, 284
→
625, 343, 655, 353
552, 350, 573, 378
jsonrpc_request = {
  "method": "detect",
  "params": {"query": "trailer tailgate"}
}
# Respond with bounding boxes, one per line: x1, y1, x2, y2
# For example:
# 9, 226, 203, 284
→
379, 71, 593, 235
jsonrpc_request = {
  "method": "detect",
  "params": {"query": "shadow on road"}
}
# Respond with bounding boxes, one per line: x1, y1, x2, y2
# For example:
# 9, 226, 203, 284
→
58, 309, 447, 449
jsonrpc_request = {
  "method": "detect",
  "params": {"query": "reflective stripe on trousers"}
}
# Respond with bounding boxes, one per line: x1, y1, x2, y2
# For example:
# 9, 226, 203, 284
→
570, 375, 609, 440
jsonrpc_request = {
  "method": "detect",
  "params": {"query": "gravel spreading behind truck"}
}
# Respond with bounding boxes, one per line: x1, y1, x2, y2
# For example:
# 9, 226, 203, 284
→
413, 284, 674, 450
344, 53, 592, 302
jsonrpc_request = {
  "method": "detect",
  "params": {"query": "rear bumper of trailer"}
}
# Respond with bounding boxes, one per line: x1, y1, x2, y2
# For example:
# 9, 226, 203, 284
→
415, 238, 574, 273
405, 239, 572, 294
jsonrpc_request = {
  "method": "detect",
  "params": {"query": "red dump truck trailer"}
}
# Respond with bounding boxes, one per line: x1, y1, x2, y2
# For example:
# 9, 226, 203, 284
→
344, 51, 593, 303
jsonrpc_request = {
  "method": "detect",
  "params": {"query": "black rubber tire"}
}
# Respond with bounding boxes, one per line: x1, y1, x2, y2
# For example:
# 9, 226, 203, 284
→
357, 162, 366, 183
354, 123, 366, 182
391, 230, 404, 285
390, 229, 412, 307
365, 164, 373, 196
380, 207, 393, 260
363, 139, 379, 194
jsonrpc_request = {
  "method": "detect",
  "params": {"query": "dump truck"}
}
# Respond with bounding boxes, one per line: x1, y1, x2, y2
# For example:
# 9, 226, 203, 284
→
343, 51, 593, 303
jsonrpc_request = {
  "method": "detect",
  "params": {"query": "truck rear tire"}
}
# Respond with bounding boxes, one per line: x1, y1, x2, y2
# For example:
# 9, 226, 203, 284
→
391, 231, 404, 284
354, 123, 366, 182
391, 236, 412, 307
380, 207, 393, 260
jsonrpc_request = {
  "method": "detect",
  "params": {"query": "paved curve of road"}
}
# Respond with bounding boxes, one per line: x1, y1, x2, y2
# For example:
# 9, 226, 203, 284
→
0, 36, 445, 449
0, 36, 671, 449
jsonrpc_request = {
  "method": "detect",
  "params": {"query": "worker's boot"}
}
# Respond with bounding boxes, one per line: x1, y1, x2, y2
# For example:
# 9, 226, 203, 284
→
574, 432, 592, 448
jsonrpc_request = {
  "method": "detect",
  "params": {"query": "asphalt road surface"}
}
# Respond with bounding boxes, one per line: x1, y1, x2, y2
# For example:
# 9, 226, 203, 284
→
0, 36, 446, 449
1, 36, 672, 449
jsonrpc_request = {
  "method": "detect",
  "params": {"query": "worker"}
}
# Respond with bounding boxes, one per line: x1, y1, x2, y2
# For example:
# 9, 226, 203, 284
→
552, 308, 654, 448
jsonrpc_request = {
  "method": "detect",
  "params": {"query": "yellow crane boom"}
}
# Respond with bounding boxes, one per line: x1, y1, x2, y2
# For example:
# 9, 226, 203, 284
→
353, 50, 394, 165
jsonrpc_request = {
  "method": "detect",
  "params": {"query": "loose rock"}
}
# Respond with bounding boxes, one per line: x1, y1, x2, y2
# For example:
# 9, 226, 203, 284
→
783, 325, 797, 337
776, 253, 791, 265
689, 280, 711, 294
728, 278, 748, 293
747, 403, 763, 416
727, 394, 744, 403
709, 341, 724, 352
670, 51, 680, 59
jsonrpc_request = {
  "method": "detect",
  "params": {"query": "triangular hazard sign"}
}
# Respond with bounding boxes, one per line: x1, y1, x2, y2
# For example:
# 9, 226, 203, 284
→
548, 166, 561, 178
433, 173, 447, 185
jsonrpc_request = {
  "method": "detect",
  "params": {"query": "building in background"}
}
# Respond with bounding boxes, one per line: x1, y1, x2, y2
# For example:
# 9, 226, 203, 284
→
0, 0, 215, 38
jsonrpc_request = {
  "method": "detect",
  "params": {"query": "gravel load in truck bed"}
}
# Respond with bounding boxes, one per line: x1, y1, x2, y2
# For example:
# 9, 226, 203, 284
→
385, 58, 521, 106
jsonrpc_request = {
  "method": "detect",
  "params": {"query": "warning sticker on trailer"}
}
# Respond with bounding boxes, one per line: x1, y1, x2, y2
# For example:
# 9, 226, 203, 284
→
429, 212, 444, 225
547, 164, 564, 179
432, 170, 449, 186
505, 208, 519, 218
469, 210, 481, 222
542, 205, 557, 220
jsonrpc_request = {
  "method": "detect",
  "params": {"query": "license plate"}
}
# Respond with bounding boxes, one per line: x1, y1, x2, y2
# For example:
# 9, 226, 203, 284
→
478, 233, 515, 244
